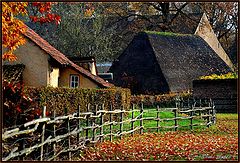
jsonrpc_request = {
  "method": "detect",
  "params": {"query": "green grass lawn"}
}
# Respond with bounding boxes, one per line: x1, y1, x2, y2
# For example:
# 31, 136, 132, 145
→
82, 107, 208, 140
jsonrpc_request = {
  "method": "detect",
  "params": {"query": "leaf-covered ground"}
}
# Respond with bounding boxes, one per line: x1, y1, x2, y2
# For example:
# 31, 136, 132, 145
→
76, 114, 238, 161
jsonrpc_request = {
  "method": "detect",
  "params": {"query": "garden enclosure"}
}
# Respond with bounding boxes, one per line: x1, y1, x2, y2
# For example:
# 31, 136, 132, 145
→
2, 99, 216, 161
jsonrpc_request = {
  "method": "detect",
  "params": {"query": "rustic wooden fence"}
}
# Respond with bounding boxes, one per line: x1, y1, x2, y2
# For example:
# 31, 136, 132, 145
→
2, 99, 216, 161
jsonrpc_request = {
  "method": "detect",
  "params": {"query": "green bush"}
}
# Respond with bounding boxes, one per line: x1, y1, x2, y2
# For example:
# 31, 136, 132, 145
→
131, 91, 192, 108
199, 72, 238, 80
24, 87, 131, 116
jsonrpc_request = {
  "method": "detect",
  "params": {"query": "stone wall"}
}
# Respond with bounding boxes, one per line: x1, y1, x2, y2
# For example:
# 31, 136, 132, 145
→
193, 79, 237, 113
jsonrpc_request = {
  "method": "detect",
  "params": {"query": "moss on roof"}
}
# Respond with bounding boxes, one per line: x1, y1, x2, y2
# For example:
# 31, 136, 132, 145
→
144, 31, 193, 37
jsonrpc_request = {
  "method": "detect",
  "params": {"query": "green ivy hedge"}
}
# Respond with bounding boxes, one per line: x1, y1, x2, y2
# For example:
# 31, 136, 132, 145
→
24, 87, 131, 116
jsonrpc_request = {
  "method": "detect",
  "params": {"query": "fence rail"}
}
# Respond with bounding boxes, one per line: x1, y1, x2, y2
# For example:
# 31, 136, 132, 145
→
2, 100, 216, 161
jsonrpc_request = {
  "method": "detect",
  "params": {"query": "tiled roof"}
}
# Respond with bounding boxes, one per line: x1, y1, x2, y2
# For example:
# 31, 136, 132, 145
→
3, 64, 25, 84
23, 25, 113, 88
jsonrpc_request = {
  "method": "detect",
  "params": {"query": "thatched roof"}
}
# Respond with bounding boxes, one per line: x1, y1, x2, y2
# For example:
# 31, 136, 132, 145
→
110, 31, 232, 94
147, 31, 231, 91
228, 38, 237, 65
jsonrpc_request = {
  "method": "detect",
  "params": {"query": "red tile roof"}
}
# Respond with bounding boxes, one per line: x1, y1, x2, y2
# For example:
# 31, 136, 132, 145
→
23, 25, 113, 88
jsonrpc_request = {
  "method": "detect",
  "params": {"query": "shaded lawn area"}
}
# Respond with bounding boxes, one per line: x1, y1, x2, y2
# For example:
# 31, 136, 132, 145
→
76, 113, 238, 161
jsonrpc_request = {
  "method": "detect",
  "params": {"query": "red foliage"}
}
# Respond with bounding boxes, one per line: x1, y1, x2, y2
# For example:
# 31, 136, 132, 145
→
3, 80, 43, 127
29, 2, 61, 25
2, 2, 61, 61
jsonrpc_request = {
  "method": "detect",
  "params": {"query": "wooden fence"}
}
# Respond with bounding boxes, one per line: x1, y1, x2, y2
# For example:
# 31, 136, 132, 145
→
2, 99, 216, 161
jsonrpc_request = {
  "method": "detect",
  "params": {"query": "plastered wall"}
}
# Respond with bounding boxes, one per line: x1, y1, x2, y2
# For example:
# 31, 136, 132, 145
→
59, 67, 98, 88
49, 67, 59, 87
3, 39, 49, 87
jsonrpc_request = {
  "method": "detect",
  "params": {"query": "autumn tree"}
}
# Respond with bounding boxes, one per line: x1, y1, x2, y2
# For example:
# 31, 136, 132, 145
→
11, 2, 237, 63
102, 2, 237, 63
2, 2, 61, 61
24, 2, 120, 62
2, 2, 28, 61
2, 2, 61, 127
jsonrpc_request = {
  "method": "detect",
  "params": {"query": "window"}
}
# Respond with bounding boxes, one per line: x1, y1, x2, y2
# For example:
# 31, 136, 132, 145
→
70, 75, 79, 88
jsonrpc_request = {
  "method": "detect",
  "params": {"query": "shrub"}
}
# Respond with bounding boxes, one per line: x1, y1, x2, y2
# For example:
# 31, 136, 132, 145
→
24, 87, 131, 116
199, 72, 238, 80
3, 80, 35, 128
131, 91, 192, 108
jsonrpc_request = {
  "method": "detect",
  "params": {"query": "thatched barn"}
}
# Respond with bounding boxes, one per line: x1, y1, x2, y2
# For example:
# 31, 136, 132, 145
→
109, 31, 232, 95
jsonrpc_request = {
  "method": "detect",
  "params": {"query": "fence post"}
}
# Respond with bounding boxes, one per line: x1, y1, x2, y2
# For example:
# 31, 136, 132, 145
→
174, 108, 178, 131
92, 105, 97, 142
198, 99, 201, 117
109, 104, 113, 142
140, 103, 143, 134
19, 128, 25, 160
131, 104, 134, 135
175, 99, 180, 131
85, 104, 90, 143
119, 106, 124, 139
180, 97, 184, 108
40, 106, 46, 161
207, 107, 211, 128
64, 108, 71, 161
209, 98, 212, 107
53, 110, 56, 161
157, 105, 160, 132
176, 98, 181, 109
190, 105, 193, 130
77, 105, 81, 143
211, 100, 216, 124
100, 104, 104, 142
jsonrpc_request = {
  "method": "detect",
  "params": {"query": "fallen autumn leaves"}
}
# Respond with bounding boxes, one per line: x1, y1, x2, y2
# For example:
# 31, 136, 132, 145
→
77, 114, 238, 161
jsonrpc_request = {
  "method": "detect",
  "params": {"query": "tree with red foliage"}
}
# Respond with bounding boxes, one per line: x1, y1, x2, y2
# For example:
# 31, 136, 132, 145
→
2, 2, 61, 61
2, 2, 60, 127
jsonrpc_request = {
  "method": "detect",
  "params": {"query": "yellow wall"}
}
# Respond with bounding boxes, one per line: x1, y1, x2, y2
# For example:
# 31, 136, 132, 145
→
59, 67, 98, 88
3, 39, 49, 87
3, 38, 99, 88
49, 67, 59, 87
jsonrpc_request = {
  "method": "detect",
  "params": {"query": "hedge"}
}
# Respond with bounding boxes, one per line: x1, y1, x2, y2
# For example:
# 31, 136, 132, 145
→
24, 87, 131, 116
131, 92, 192, 108
199, 72, 238, 80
